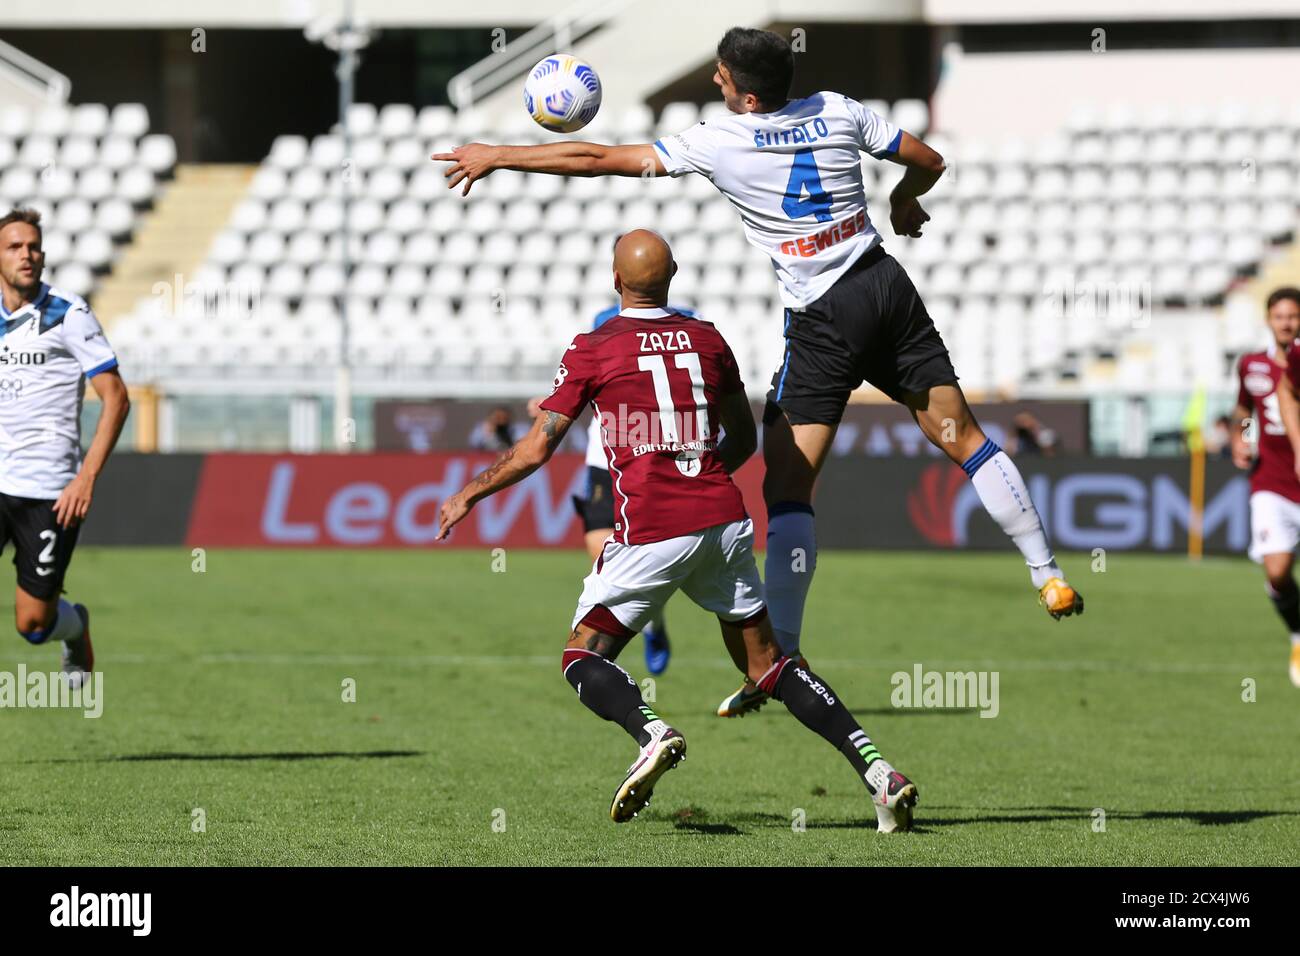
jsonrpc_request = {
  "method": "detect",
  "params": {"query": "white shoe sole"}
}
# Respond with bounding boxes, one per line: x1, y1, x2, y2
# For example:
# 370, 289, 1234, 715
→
717, 690, 768, 718
875, 783, 918, 833
609, 733, 685, 823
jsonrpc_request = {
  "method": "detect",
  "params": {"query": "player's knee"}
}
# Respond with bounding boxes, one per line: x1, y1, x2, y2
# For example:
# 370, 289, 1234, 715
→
15, 605, 56, 636
936, 418, 984, 460
762, 468, 813, 506
1267, 571, 1295, 593
17, 626, 49, 645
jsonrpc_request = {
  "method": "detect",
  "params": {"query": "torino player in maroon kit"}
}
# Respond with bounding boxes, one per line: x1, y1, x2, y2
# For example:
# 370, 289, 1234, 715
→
437, 231, 919, 831
1232, 287, 1300, 687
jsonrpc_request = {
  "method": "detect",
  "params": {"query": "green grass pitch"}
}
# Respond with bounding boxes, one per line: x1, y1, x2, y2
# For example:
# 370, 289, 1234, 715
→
2, 546, 1297, 866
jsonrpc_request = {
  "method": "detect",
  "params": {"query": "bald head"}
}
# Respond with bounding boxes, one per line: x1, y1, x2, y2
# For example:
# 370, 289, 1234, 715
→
613, 229, 676, 307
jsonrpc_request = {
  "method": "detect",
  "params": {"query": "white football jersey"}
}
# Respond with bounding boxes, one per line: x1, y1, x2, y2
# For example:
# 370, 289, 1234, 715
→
654, 91, 901, 309
0, 283, 119, 499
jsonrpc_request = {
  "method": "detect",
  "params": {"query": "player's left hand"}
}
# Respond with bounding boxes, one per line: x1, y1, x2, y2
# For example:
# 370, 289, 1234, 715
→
53, 472, 94, 529
889, 192, 930, 238
436, 493, 473, 541
431, 143, 499, 196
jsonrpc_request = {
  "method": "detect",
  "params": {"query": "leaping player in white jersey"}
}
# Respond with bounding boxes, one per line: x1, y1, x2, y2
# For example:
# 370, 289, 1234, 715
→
435, 27, 1082, 716
0, 208, 131, 688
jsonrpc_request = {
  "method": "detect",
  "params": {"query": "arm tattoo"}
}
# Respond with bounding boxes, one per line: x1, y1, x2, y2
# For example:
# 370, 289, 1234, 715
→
464, 411, 568, 502
542, 410, 569, 447
469, 445, 516, 491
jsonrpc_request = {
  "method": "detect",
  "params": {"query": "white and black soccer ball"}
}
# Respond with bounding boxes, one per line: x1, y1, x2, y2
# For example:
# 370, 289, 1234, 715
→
523, 54, 602, 133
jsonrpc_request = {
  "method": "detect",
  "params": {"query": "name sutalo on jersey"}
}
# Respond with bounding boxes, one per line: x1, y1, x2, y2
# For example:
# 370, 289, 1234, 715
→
752, 117, 831, 149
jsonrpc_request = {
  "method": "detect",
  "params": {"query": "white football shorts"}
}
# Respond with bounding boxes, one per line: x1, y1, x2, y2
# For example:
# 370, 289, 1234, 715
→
1249, 490, 1300, 563
571, 518, 765, 635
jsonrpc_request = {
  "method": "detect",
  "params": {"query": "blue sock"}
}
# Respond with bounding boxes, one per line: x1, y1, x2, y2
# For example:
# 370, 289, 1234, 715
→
764, 502, 816, 656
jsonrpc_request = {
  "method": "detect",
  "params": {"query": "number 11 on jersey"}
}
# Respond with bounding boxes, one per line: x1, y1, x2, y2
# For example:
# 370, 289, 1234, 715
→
637, 352, 709, 444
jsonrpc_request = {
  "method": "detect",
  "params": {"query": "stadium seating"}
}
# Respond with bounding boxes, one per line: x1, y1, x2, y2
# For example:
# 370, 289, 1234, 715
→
107, 98, 1297, 398
0, 102, 175, 300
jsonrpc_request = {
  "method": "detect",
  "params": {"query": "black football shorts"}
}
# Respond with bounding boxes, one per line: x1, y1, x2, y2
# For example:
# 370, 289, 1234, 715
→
0, 492, 81, 600
765, 244, 958, 427
572, 466, 616, 533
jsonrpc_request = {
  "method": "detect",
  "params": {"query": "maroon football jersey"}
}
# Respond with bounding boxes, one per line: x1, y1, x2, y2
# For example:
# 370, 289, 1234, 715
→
541, 307, 748, 544
1240, 349, 1300, 502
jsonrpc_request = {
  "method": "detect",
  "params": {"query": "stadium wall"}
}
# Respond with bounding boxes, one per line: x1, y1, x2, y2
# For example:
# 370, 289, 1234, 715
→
81, 453, 1246, 555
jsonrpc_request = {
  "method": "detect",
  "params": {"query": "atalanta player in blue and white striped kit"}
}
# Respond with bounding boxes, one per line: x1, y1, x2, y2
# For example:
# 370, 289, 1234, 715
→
0, 208, 130, 688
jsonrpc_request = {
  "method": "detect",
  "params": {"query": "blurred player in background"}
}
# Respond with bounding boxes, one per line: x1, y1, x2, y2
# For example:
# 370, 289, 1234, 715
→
468, 405, 528, 451
1240, 287, 1300, 686
0, 208, 130, 687
437, 231, 919, 831
436, 26, 1082, 718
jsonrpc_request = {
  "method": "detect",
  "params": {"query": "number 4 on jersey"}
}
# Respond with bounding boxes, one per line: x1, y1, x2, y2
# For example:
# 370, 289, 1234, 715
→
782, 147, 833, 222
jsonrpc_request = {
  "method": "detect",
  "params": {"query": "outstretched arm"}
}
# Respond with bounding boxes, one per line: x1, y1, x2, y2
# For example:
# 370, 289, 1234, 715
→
884, 132, 946, 238
437, 409, 574, 539
433, 142, 666, 196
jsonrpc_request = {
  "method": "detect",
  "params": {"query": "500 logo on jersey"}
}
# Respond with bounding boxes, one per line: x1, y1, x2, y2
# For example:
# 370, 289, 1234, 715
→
0, 344, 46, 366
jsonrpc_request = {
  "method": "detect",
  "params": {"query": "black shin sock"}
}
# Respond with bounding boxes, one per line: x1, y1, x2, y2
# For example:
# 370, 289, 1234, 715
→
563, 649, 658, 746
1268, 578, 1300, 633
764, 658, 885, 793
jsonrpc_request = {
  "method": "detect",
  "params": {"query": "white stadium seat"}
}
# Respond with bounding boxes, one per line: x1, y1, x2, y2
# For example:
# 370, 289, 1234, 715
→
55, 198, 93, 233
39, 167, 76, 202
386, 138, 425, 172
94, 197, 134, 236
110, 103, 150, 140
268, 199, 306, 234
138, 135, 176, 175
73, 230, 114, 270
344, 103, 378, 138
378, 104, 416, 140
656, 102, 698, 135
403, 233, 440, 267
890, 99, 929, 135
286, 230, 326, 267
59, 137, 98, 171
33, 105, 71, 139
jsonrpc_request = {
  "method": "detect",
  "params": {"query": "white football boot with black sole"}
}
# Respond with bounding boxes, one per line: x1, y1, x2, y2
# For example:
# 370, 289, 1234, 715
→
609, 722, 686, 823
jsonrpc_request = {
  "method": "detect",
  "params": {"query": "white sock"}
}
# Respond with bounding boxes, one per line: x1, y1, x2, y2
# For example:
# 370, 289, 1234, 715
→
50, 599, 84, 645
963, 440, 1061, 589
1291, 634, 1300, 647
764, 505, 817, 656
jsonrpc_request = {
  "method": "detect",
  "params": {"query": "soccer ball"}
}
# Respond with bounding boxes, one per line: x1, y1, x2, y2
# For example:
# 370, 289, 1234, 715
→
523, 54, 602, 133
